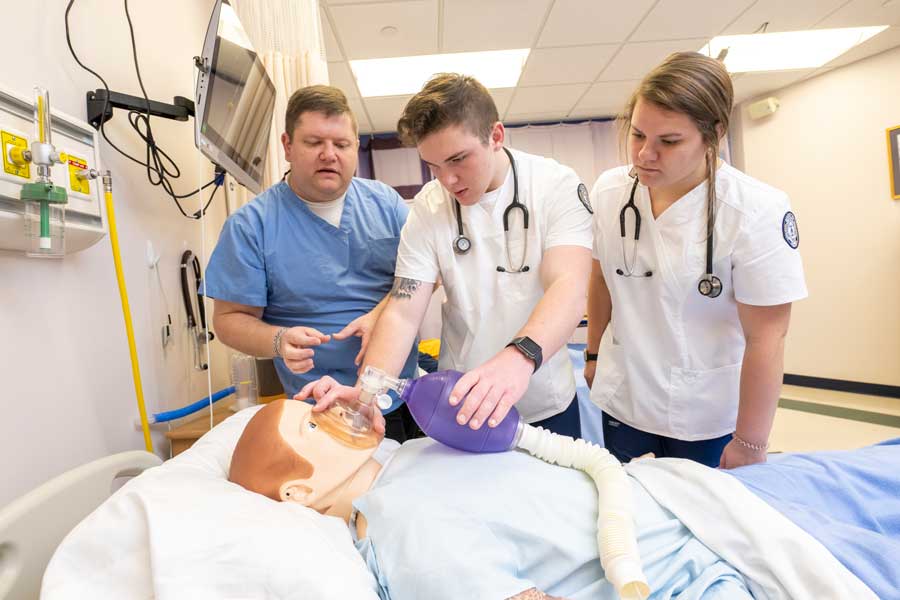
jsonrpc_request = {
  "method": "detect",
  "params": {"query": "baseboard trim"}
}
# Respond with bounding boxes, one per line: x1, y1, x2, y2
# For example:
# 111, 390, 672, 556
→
783, 374, 900, 399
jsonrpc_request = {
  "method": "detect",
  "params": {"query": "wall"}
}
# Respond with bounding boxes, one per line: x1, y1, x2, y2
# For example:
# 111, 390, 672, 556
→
0, 0, 233, 507
732, 47, 900, 386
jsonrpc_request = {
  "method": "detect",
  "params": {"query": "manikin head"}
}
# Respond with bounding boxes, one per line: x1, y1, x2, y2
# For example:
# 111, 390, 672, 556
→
229, 399, 381, 517
397, 73, 508, 206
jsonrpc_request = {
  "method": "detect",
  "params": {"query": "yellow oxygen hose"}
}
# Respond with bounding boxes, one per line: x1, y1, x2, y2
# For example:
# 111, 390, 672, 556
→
103, 171, 153, 452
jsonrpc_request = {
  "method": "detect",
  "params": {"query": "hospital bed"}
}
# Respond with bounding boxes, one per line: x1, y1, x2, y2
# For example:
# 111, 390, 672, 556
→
5, 405, 898, 599
0, 451, 161, 599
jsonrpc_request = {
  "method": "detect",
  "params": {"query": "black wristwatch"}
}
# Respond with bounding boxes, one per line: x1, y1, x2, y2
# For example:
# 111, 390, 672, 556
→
507, 336, 543, 372
583, 349, 598, 362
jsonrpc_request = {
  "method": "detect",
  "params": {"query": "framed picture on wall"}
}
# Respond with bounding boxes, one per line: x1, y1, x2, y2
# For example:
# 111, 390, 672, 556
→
888, 125, 900, 201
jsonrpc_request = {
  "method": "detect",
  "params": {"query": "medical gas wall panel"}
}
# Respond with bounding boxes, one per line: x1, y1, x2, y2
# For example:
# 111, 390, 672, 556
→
0, 85, 106, 255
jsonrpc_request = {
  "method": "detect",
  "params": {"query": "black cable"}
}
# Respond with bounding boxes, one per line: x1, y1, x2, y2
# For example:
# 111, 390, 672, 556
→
191, 181, 222, 220
64, 0, 217, 217
65, 0, 145, 168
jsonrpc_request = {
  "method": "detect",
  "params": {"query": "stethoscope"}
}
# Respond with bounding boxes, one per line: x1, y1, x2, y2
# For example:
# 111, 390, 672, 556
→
180, 250, 215, 370
617, 169, 722, 298
452, 147, 530, 273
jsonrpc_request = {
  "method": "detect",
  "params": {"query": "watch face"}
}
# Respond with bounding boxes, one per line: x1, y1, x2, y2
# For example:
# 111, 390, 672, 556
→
516, 336, 539, 356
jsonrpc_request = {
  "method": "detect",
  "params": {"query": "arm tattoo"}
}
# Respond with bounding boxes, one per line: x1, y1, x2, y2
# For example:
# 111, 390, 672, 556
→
390, 277, 422, 300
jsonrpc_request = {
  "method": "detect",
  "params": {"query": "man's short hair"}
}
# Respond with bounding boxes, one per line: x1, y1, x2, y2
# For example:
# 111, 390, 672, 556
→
285, 85, 358, 139
397, 73, 499, 147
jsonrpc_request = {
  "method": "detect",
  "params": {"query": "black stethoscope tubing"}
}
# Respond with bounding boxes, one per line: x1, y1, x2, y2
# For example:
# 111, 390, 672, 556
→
180, 250, 212, 334
617, 171, 722, 298
453, 147, 530, 273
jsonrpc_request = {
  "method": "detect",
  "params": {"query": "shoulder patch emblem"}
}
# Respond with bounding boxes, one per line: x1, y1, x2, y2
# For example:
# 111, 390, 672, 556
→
577, 183, 593, 214
782, 211, 799, 249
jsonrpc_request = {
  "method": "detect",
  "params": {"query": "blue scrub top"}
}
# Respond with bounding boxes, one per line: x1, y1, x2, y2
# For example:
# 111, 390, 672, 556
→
205, 178, 418, 410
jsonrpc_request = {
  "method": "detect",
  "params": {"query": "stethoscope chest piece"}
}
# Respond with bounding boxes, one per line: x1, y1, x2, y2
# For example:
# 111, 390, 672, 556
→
453, 234, 472, 255
450, 147, 529, 272
697, 274, 723, 298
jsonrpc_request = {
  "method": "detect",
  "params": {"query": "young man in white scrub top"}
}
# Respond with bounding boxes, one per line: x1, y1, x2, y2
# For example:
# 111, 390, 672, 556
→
586, 52, 807, 468
301, 73, 593, 438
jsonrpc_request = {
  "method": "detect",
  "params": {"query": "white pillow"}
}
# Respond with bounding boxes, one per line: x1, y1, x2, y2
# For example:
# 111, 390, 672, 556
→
42, 406, 381, 600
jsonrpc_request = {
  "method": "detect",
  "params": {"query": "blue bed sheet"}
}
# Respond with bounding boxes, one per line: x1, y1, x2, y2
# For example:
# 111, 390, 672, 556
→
728, 438, 900, 598
567, 342, 604, 446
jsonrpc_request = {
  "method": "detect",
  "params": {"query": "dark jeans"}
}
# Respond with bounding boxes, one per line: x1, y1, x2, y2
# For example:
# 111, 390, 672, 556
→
384, 402, 425, 443
531, 394, 582, 439
601, 412, 732, 467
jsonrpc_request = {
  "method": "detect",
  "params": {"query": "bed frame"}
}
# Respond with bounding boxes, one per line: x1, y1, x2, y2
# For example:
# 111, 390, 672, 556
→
0, 451, 161, 599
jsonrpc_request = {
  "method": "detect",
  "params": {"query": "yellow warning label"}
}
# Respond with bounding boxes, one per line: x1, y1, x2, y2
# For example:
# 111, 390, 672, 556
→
67, 155, 90, 195
1, 130, 30, 179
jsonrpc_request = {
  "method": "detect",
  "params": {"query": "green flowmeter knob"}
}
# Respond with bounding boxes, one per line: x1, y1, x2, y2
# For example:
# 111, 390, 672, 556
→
20, 182, 68, 204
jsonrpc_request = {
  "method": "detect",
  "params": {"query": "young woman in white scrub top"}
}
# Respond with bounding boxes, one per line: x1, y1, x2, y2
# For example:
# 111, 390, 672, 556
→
584, 52, 807, 468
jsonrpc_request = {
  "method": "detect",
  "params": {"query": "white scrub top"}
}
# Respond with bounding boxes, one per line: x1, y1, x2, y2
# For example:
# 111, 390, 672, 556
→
590, 164, 808, 441
396, 148, 593, 422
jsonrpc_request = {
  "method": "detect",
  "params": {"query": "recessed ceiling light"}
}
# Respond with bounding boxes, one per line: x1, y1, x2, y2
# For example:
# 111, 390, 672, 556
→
380, 25, 398, 37
701, 26, 888, 72
350, 48, 530, 97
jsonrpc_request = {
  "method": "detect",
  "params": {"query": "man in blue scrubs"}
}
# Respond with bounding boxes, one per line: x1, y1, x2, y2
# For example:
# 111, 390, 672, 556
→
207, 85, 420, 442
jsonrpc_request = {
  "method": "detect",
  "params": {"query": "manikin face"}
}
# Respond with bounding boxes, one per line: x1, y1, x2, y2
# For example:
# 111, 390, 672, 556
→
417, 122, 506, 206
628, 97, 710, 190
277, 401, 381, 510
281, 111, 359, 203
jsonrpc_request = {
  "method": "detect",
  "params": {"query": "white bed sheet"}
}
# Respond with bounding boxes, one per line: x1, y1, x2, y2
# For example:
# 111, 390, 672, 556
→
42, 406, 380, 600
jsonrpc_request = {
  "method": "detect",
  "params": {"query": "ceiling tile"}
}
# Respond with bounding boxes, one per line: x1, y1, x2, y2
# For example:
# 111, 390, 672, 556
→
489, 88, 514, 117
538, 0, 654, 47
567, 107, 621, 120
505, 112, 570, 125
519, 45, 619, 86
443, 0, 551, 53
507, 83, 589, 115
722, 0, 847, 34
363, 95, 413, 133
631, 0, 755, 42
815, 0, 900, 28
824, 25, 900, 68
731, 69, 816, 104
598, 39, 709, 81
359, 90, 512, 132
538, 0, 657, 47
347, 97, 373, 134
330, 1, 438, 60
573, 79, 640, 116
327, 61, 359, 98
320, 8, 343, 61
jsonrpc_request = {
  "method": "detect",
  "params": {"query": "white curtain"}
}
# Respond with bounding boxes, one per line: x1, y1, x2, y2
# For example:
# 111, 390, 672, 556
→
505, 121, 623, 189
225, 0, 329, 212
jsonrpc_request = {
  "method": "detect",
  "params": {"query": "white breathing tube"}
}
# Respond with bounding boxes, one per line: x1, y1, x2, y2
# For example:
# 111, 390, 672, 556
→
516, 425, 650, 600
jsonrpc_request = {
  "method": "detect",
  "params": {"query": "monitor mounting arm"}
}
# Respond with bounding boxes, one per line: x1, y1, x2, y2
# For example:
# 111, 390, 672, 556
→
86, 89, 196, 130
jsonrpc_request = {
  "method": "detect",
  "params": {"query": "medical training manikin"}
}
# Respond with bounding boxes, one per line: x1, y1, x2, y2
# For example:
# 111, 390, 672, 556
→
229, 368, 649, 600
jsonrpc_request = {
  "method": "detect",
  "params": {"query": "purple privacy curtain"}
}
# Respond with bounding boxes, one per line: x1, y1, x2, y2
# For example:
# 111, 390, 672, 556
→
358, 135, 430, 200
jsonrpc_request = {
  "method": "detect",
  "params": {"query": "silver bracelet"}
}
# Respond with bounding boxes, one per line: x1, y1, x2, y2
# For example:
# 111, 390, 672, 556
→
273, 327, 288, 358
733, 433, 769, 452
